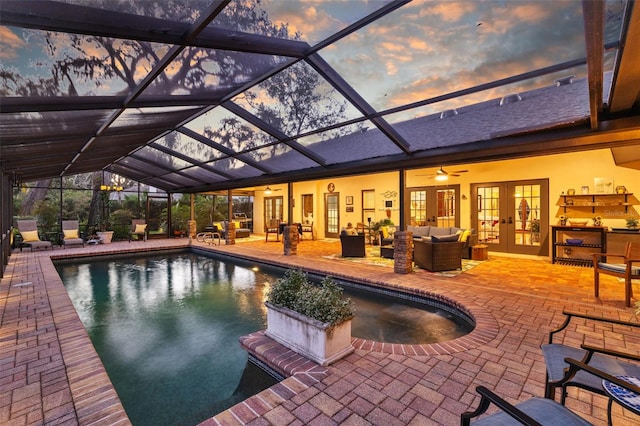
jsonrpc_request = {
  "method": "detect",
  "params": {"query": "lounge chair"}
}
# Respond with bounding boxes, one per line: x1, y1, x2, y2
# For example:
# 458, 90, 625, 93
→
16, 220, 52, 251
130, 219, 147, 241
541, 310, 640, 404
461, 358, 640, 425
61, 220, 84, 248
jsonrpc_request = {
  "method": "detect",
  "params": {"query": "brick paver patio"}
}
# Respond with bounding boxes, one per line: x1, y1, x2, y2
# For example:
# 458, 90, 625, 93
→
1, 237, 638, 425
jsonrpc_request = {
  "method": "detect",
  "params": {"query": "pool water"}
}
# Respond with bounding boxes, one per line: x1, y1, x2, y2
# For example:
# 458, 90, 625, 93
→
56, 251, 472, 425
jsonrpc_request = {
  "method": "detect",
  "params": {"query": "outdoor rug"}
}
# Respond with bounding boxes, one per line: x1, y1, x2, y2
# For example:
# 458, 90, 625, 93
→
322, 246, 485, 277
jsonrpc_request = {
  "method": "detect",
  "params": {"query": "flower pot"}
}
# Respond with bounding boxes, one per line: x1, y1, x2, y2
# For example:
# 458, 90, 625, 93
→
96, 231, 114, 244
265, 302, 353, 366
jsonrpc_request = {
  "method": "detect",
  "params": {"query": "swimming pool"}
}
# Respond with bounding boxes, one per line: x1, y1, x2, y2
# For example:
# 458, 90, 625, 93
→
56, 250, 472, 425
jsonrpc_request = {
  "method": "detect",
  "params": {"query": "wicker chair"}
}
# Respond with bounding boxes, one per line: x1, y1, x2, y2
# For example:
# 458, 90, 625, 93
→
340, 234, 365, 257
462, 358, 639, 425
61, 220, 84, 248
413, 239, 463, 272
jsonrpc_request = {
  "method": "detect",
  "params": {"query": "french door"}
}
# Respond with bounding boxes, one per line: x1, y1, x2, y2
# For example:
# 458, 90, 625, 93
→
472, 179, 548, 255
406, 185, 460, 228
264, 196, 283, 227
324, 193, 339, 238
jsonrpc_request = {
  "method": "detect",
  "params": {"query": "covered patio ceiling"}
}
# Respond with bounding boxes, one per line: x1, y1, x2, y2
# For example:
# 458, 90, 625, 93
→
1, 0, 639, 193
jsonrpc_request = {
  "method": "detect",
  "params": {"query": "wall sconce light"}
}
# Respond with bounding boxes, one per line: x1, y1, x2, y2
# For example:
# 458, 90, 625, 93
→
461, 194, 468, 200
264, 186, 272, 195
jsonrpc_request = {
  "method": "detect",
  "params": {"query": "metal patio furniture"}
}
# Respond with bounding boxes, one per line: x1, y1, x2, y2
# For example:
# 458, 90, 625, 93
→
541, 310, 640, 404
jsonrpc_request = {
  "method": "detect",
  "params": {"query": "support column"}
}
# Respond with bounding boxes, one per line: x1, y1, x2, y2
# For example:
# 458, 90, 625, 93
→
283, 224, 299, 255
189, 194, 196, 239
393, 231, 413, 274
226, 221, 236, 245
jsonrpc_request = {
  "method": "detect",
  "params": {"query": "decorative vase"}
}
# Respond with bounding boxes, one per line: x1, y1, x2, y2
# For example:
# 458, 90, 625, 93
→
265, 302, 353, 366
96, 231, 114, 244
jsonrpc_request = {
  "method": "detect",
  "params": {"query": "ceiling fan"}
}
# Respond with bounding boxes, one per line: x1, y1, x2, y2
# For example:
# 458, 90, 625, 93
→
256, 186, 282, 194
418, 167, 469, 181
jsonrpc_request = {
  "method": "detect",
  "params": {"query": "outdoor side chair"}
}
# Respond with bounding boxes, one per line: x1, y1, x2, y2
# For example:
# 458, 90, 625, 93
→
593, 241, 640, 307
265, 219, 280, 242
61, 220, 84, 248
541, 310, 640, 404
130, 219, 147, 241
461, 358, 640, 425
15, 219, 52, 251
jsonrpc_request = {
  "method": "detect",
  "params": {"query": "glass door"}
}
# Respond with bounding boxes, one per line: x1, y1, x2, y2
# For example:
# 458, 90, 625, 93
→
472, 179, 548, 255
325, 193, 339, 238
264, 196, 283, 228
407, 185, 460, 228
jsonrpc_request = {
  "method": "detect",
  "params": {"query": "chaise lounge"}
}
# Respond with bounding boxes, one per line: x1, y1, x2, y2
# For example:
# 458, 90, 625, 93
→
16, 220, 53, 251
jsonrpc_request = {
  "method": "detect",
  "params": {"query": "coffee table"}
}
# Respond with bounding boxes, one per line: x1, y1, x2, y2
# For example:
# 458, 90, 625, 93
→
602, 376, 640, 425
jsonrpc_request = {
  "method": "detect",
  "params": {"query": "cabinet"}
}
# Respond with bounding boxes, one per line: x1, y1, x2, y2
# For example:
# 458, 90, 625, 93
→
559, 193, 634, 214
551, 226, 606, 266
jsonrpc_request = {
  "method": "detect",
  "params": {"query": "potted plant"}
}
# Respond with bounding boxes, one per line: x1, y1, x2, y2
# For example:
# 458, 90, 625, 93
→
626, 216, 639, 229
530, 219, 540, 242
265, 269, 355, 366
94, 221, 114, 244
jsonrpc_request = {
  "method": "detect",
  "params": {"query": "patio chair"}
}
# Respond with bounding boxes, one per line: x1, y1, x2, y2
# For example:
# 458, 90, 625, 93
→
301, 222, 314, 240
129, 219, 147, 242
61, 220, 84, 248
461, 358, 640, 425
593, 241, 640, 307
265, 219, 280, 242
15, 220, 52, 251
340, 234, 365, 257
541, 310, 640, 404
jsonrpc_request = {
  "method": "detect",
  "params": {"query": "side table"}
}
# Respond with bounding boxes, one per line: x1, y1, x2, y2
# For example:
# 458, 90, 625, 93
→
602, 376, 640, 425
471, 244, 488, 260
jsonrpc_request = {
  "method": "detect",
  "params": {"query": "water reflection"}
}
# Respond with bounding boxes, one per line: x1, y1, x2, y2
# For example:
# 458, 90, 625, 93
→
57, 252, 472, 425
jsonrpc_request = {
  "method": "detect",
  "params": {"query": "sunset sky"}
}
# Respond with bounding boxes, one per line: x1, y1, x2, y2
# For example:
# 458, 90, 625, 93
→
0, 0, 623, 122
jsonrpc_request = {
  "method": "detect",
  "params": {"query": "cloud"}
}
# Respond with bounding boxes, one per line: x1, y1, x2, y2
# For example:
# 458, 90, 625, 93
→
0, 27, 26, 60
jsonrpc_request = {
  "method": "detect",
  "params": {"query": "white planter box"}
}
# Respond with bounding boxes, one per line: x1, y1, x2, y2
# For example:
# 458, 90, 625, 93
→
97, 231, 114, 244
265, 302, 353, 366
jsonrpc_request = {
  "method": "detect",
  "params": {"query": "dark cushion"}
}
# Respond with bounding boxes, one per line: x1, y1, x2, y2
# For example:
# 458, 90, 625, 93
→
432, 234, 459, 243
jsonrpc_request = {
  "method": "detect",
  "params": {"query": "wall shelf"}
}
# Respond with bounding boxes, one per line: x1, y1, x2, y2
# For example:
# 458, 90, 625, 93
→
559, 193, 634, 214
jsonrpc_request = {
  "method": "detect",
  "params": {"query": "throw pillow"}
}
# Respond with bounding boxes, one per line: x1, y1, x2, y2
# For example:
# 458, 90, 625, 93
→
63, 229, 79, 239
134, 224, 147, 233
381, 226, 389, 239
21, 230, 40, 242
458, 229, 471, 242
432, 234, 459, 243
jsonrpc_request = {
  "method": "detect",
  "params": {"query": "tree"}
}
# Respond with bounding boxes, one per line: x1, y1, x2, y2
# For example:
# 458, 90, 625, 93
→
5, 1, 356, 220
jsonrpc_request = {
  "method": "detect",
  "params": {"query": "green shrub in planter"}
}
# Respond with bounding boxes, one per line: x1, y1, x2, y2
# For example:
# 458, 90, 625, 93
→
267, 269, 354, 326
